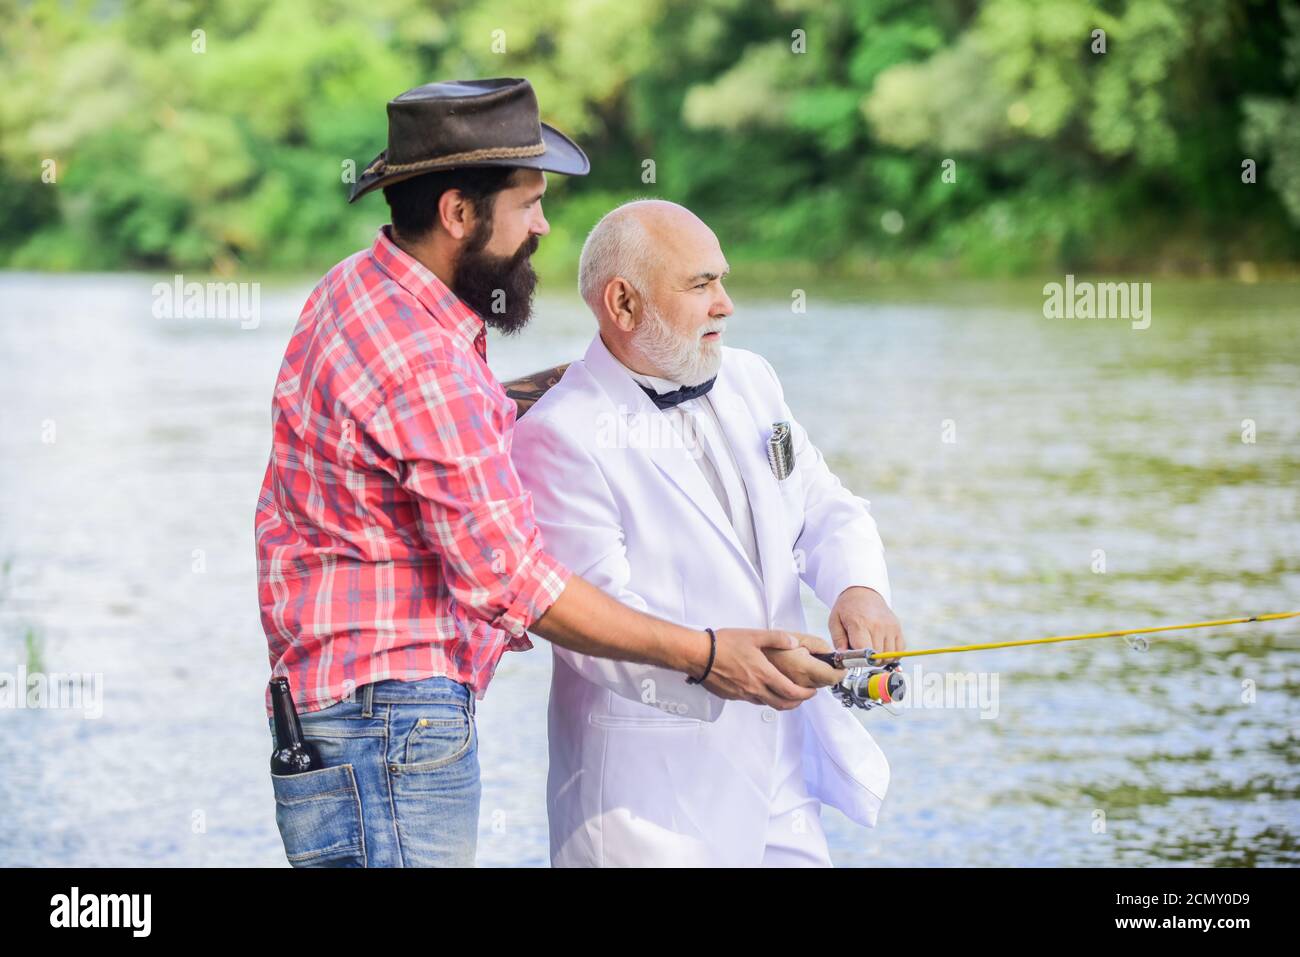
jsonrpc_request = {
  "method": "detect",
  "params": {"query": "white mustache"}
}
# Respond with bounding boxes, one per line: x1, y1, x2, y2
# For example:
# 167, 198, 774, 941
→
699, 320, 727, 338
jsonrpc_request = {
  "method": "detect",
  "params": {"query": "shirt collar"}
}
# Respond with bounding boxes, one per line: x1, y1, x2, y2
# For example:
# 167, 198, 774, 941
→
612, 355, 688, 396
369, 225, 486, 353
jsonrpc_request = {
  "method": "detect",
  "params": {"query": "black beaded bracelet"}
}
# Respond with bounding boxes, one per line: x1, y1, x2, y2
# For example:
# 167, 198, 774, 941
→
685, 627, 717, 685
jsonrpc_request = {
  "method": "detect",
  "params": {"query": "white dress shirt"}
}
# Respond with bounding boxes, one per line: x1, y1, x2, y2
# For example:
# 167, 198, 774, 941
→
623, 363, 763, 578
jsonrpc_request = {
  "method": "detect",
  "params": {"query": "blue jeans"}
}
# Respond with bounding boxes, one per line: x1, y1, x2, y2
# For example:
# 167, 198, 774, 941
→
267, 675, 480, 867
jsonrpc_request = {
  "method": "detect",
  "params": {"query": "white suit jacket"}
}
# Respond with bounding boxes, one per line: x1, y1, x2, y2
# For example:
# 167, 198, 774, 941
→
512, 332, 892, 866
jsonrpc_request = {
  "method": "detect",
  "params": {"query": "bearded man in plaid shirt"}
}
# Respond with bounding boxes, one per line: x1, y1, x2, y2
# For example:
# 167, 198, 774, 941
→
256, 79, 836, 868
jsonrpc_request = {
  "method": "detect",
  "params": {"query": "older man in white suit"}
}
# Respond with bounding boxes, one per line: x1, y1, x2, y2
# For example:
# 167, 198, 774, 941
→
512, 200, 904, 867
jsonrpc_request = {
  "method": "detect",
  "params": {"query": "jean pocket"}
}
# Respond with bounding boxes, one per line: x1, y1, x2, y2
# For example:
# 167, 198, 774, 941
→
393, 703, 475, 773
271, 763, 366, 867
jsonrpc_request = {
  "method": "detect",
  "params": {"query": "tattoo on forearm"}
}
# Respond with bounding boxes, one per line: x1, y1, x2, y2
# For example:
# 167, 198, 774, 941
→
504, 363, 571, 418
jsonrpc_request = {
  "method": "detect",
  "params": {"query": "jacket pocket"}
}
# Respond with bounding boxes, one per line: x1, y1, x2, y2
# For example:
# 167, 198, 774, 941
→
589, 712, 702, 730
271, 763, 366, 867
777, 470, 807, 542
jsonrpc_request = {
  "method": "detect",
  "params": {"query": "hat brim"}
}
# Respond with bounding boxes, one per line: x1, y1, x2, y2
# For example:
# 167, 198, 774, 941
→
348, 122, 589, 203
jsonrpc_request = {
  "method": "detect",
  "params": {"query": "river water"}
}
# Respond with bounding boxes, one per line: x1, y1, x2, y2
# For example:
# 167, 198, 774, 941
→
1, 271, 1296, 866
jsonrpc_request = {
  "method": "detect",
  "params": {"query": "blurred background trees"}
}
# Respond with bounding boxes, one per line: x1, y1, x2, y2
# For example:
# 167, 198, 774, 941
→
1, 0, 1297, 276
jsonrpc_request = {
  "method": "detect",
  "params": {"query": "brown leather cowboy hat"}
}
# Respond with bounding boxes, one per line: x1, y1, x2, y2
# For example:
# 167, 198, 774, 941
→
348, 77, 589, 203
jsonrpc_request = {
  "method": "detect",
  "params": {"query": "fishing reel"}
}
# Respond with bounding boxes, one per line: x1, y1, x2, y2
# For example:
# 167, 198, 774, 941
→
812, 649, 906, 712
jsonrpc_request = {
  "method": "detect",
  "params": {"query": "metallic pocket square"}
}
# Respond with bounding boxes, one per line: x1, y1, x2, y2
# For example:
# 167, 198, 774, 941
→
767, 421, 794, 480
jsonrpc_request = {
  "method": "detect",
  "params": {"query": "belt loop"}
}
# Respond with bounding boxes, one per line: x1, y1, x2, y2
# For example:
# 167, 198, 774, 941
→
361, 681, 374, 718
465, 683, 475, 716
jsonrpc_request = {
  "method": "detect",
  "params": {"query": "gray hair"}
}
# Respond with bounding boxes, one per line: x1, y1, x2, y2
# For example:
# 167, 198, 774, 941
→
577, 201, 665, 317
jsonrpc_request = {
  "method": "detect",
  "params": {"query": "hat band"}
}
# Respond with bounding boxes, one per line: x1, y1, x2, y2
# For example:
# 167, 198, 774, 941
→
364, 141, 546, 177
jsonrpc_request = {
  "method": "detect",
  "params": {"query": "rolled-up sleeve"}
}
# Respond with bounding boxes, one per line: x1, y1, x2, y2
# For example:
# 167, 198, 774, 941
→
367, 351, 571, 636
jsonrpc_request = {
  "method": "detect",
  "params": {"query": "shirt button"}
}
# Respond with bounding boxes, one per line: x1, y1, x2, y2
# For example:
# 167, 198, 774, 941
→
761, 709, 777, 723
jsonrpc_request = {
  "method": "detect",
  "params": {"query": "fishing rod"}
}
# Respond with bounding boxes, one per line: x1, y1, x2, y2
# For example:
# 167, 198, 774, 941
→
811, 611, 1299, 713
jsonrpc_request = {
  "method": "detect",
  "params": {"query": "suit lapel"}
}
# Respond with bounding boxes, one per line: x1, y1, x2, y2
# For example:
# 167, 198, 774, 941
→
709, 379, 792, 625
582, 334, 763, 591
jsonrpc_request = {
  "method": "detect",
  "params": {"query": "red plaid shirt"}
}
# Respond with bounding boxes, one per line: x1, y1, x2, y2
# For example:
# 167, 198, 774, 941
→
256, 226, 571, 716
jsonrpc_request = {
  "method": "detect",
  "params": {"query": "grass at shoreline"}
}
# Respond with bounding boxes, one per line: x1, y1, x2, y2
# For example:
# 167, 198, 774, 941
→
7, 256, 1299, 293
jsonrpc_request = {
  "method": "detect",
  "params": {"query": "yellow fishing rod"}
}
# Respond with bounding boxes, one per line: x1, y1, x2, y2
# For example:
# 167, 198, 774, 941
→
813, 611, 1299, 712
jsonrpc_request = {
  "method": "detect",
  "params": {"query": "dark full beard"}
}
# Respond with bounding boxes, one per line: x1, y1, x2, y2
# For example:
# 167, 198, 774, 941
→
451, 222, 540, 337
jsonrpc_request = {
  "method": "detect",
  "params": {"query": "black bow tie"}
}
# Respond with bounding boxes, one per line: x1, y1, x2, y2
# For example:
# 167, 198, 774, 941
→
639, 376, 717, 410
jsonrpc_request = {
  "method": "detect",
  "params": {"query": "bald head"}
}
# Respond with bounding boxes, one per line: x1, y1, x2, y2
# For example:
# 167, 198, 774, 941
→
578, 199, 733, 385
578, 200, 719, 319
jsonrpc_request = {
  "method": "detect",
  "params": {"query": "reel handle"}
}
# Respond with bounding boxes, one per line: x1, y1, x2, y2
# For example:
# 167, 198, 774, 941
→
810, 648, 906, 711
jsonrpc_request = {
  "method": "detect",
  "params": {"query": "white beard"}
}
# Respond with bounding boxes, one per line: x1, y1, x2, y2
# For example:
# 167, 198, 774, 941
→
631, 304, 725, 387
